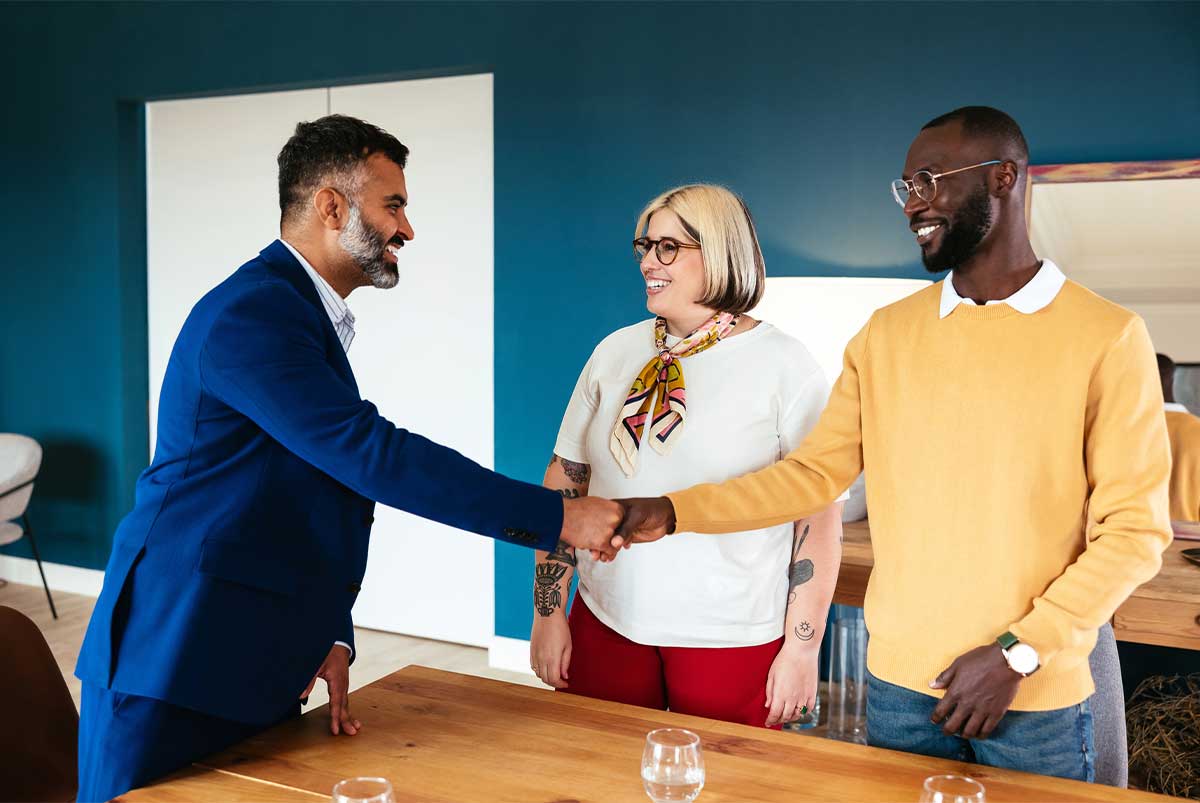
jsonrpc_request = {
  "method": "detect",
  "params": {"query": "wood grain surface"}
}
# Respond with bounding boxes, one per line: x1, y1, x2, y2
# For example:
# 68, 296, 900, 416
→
835, 520, 1200, 650
117, 765, 326, 801
116, 666, 1181, 802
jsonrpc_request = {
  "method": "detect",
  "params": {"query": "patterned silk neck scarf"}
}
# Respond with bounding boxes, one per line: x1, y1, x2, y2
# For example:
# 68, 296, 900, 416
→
609, 312, 740, 477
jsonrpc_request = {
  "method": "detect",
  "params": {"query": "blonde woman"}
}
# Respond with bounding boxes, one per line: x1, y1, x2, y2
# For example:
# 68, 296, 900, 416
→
530, 184, 844, 728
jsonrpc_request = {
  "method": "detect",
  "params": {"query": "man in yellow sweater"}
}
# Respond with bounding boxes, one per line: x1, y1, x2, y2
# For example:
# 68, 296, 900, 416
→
1160, 353, 1200, 521
614, 107, 1171, 781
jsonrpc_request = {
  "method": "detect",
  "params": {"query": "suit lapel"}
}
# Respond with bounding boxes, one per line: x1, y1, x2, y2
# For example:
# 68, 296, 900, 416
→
259, 240, 359, 394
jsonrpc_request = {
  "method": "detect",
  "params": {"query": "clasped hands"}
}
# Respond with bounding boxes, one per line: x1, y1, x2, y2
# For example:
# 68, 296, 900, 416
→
562, 497, 1027, 735
559, 496, 678, 561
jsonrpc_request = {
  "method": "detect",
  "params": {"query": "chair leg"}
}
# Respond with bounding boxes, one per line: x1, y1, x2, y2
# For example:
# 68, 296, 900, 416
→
22, 514, 57, 620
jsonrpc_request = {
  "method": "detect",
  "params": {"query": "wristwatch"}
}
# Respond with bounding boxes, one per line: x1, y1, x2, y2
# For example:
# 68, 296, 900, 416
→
997, 631, 1039, 677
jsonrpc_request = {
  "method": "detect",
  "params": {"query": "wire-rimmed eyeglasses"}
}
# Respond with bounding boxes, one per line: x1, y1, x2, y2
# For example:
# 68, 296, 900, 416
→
891, 160, 1002, 206
633, 236, 702, 266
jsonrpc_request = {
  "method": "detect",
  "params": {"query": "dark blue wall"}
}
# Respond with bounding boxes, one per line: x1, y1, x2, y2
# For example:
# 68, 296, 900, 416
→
1, 2, 1197, 642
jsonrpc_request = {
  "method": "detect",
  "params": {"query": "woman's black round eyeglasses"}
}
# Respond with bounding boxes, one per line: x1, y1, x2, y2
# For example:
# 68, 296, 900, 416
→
633, 237, 701, 266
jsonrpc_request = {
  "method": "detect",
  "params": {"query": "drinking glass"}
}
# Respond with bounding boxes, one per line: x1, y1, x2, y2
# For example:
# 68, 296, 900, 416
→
642, 728, 705, 802
333, 777, 395, 803
919, 774, 986, 803
827, 617, 867, 744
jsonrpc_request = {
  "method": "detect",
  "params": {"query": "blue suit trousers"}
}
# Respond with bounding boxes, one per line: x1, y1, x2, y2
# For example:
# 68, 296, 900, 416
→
76, 683, 299, 802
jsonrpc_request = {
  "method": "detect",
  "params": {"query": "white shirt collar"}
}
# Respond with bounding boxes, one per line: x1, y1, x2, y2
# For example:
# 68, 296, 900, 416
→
1166, 402, 1190, 414
938, 259, 1067, 319
280, 239, 356, 333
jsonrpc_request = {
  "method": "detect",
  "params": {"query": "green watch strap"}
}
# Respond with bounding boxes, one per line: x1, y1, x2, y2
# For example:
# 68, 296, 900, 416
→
996, 631, 1020, 650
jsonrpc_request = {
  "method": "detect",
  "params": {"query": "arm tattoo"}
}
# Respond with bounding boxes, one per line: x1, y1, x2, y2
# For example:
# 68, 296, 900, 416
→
793, 523, 810, 555
546, 490, 579, 566
534, 562, 569, 616
547, 539, 577, 567
552, 455, 591, 485
794, 621, 815, 641
787, 524, 814, 605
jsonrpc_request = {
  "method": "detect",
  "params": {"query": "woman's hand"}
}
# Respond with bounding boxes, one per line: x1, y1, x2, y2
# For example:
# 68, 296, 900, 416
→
764, 642, 819, 727
530, 612, 573, 689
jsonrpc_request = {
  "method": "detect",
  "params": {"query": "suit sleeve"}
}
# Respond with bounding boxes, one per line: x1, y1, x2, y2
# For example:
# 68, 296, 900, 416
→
337, 610, 355, 664
199, 283, 563, 552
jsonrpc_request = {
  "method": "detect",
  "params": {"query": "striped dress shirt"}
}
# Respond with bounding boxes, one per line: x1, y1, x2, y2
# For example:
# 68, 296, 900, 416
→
281, 239, 355, 353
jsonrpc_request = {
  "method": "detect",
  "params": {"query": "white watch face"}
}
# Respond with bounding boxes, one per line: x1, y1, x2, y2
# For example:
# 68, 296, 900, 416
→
1007, 642, 1039, 675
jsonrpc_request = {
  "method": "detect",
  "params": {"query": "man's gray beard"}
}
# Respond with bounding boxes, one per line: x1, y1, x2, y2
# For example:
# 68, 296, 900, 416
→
338, 203, 399, 289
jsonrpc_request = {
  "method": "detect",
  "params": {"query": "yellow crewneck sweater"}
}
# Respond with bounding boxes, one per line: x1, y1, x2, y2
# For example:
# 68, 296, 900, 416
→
1166, 409, 1200, 522
668, 280, 1171, 711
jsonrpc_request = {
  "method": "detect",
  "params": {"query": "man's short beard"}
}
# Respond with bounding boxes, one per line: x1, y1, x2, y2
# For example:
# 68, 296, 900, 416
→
339, 202, 399, 289
922, 184, 993, 273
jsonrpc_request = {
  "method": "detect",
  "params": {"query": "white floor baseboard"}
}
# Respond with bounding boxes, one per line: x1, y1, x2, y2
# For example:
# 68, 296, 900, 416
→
489, 635, 535, 677
0, 555, 104, 597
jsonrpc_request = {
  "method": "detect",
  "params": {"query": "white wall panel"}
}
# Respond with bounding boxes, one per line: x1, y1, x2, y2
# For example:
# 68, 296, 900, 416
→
753, 277, 932, 386
147, 88, 327, 450
331, 75, 495, 646
146, 75, 496, 647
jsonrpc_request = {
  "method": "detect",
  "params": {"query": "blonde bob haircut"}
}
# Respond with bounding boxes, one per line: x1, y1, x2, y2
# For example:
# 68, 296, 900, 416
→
634, 183, 766, 315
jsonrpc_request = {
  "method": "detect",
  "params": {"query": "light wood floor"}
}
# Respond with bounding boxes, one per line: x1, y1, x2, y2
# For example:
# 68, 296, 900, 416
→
0, 581, 544, 713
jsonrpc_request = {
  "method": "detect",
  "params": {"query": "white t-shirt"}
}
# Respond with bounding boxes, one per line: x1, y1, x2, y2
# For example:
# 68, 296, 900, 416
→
554, 319, 842, 648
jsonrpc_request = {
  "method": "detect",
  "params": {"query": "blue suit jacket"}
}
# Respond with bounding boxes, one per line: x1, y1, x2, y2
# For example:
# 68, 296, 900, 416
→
76, 240, 562, 723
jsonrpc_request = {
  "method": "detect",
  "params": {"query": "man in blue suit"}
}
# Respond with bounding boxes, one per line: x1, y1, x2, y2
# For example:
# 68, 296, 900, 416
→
74, 115, 624, 801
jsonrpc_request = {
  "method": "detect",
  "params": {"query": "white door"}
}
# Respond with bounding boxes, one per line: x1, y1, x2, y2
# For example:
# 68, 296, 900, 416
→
146, 87, 327, 451
146, 74, 496, 646
330, 75, 496, 645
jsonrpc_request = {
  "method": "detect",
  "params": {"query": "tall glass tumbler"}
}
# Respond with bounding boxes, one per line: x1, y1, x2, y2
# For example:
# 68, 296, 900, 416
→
827, 617, 867, 744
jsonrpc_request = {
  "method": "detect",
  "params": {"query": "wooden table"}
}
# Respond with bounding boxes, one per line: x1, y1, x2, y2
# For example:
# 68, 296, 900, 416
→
119, 665, 1176, 802
117, 766, 325, 801
836, 520, 1200, 650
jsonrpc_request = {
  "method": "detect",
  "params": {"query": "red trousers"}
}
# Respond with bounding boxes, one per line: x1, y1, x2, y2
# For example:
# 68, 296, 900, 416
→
562, 595, 784, 728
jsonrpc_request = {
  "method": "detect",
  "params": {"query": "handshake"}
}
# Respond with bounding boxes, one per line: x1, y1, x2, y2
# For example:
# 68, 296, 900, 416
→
558, 496, 678, 561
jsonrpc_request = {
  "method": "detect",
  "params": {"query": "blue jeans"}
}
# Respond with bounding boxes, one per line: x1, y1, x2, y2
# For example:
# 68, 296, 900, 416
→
866, 672, 1095, 782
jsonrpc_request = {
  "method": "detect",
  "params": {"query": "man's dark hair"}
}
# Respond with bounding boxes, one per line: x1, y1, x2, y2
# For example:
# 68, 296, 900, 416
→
277, 114, 409, 225
922, 106, 1029, 165
1158, 352, 1176, 389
